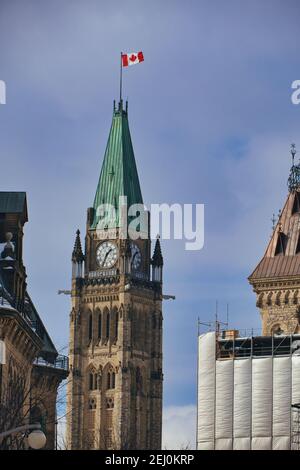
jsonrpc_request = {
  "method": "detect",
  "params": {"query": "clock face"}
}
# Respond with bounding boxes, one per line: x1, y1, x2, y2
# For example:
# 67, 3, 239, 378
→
96, 241, 118, 269
130, 243, 142, 271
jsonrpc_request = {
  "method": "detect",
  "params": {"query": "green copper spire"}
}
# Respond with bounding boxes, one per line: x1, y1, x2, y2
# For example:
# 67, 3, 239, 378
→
92, 101, 143, 229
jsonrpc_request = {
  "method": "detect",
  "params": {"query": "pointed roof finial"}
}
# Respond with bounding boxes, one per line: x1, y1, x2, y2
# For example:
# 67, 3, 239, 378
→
271, 213, 276, 231
72, 229, 84, 262
288, 144, 300, 192
291, 143, 297, 163
152, 235, 163, 267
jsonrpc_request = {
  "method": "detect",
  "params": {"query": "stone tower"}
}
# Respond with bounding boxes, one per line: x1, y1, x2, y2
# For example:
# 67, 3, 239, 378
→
66, 101, 163, 450
249, 145, 300, 335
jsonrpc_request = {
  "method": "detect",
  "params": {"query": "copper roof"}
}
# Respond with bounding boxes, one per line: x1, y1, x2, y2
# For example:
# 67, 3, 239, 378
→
249, 190, 300, 280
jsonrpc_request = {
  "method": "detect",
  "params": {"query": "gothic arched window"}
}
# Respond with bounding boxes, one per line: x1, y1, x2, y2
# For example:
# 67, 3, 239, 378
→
88, 314, 93, 341
89, 373, 94, 390
115, 310, 118, 342
88, 398, 96, 410
98, 313, 102, 340
106, 311, 110, 339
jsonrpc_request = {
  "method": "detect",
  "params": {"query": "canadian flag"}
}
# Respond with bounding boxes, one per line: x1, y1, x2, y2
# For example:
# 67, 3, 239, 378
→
122, 51, 144, 67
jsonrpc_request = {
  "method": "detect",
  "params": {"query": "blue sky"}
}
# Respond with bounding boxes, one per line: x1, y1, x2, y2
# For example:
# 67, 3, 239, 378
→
1, 0, 300, 448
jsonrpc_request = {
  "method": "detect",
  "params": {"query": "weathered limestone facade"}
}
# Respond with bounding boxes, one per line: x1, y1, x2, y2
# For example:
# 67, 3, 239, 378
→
67, 101, 164, 450
249, 148, 300, 335
0, 192, 68, 450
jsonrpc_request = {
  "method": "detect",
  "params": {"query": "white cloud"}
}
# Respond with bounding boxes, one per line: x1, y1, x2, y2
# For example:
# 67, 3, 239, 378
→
162, 405, 196, 450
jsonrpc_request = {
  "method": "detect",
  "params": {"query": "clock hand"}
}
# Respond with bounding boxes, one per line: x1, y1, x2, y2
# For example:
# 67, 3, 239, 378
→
103, 249, 112, 265
131, 252, 137, 268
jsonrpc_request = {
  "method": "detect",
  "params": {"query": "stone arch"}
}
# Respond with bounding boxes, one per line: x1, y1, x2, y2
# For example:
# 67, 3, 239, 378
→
271, 323, 284, 336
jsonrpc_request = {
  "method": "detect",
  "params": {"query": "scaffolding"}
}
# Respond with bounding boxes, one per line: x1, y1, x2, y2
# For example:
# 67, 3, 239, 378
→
217, 333, 300, 359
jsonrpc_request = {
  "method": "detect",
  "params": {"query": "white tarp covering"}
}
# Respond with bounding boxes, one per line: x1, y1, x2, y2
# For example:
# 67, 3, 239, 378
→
197, 332, 300, 450
273, 357, 291, 439
291, 356, 300, 450
216, 360, 233, 442
252, 357, 272, 438
197, 332, 216, 449
233, 437, 250, 450
233, 358, 251, 439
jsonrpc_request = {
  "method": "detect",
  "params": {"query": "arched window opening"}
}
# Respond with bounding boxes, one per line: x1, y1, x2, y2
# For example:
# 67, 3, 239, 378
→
115, 311, 118, 342
106, 397, 114, 409
106, 311, 110, 339
88, 314, 93, 341
88, 398, 97, 410
106, 370, 115, 390
271, 324, 284, 336
98, 313, 102, 339
89, 373, 94, 390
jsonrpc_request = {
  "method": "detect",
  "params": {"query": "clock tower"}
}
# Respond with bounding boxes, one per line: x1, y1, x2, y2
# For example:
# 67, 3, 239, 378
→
66, 100, 163, 450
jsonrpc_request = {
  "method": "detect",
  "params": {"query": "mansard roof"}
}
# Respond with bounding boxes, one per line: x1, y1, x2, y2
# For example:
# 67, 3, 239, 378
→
249, 146, 300, 282
249, 189, 300, 281
91, 101, 143, 229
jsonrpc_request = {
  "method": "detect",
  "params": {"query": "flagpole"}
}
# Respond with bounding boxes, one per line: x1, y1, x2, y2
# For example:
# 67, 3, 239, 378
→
120, 52, 122, 104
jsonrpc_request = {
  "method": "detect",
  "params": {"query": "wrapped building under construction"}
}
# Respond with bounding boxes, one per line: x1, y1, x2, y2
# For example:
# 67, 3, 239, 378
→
197, 331, 300, 450
197, 146, 300, 450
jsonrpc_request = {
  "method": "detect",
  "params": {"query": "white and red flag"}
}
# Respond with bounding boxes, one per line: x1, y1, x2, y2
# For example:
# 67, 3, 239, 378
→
122, 51, 144, 67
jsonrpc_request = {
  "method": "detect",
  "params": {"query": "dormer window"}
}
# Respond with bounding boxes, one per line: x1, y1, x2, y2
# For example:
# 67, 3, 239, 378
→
292, 191, 300, 214
296, 233, 300, 254
275, 232, 287, 256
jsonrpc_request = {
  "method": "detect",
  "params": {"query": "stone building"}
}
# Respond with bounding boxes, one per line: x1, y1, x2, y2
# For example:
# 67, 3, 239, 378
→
249, 145, 300, 335
66, 100, 164, 450
0, 192, 68, 449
